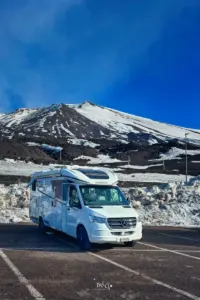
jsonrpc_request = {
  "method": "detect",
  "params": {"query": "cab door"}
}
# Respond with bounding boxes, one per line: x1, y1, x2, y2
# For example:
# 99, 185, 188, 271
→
65, 185, 82, 238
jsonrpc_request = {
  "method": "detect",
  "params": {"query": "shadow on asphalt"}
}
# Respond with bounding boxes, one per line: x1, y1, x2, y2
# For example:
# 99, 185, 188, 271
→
0, 223, 81, 253
142, 227, 200, 247
0, 223, 200, 254
0, 223, 118, 253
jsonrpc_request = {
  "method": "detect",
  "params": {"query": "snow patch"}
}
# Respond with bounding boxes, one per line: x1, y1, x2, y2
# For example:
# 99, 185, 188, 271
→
121, 164, 163, 169
74, 155, 121, 164
67, 139, 100, 148
150, 147, 200, 161
60, 124, 74, 136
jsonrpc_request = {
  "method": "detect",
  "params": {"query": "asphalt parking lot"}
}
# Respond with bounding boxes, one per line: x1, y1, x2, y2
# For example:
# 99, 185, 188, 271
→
0, 223, 200, 300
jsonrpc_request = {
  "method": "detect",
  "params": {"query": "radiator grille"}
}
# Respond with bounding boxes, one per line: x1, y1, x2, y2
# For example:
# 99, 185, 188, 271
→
107, 217, 137, 229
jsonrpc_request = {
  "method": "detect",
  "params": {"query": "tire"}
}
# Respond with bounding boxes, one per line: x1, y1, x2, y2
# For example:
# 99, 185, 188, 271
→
124, 241, 137, 247
38, 218, 48, 234
77, 226, 92, 251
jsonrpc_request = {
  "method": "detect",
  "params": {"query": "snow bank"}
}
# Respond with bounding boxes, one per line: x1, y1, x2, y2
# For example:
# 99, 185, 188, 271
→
126, 176, 200, 226
1, 176, 200, 226
0, 183, 29, 223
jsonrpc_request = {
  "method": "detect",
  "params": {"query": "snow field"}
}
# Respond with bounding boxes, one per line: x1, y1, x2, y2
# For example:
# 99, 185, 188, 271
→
0, 159, 194, 182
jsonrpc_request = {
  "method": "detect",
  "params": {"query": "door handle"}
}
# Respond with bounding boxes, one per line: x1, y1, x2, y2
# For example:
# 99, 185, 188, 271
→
67, 207, 70, 211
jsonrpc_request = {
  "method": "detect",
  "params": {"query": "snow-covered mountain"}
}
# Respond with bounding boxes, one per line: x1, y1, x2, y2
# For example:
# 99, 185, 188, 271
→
75, 102, 200, 143
1, 101, 200, 144
0, 101, 200, 179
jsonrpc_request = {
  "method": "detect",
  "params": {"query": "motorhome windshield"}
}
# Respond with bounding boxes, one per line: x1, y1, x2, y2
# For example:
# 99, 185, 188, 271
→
80, 185, 129, 206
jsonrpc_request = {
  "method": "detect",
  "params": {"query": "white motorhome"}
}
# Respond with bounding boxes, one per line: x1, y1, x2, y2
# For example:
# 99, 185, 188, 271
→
28, 167, 142, 250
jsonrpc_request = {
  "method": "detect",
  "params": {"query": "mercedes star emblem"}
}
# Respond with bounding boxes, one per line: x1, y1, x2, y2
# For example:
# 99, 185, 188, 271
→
121, 219, 127, 227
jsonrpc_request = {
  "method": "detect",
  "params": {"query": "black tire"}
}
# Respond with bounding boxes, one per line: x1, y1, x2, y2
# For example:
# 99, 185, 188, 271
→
38, 218, 48, 234
124, 241, 137, 247
77, 226, 92, 251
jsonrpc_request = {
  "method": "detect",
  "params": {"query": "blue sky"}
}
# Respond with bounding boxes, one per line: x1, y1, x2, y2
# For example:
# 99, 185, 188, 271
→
0, 0, 200, 128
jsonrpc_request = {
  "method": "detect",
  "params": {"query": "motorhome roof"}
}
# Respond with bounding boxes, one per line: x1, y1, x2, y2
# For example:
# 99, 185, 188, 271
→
31, 167, 118, 185
76, 168, 109, 180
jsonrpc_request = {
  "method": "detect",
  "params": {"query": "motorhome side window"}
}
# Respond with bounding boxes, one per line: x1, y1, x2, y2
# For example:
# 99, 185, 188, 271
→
52, 180, 63, 200
69, 186, 81, 208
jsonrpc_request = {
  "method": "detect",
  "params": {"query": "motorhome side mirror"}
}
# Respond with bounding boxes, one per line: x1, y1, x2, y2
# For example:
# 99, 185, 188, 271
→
71, 202, 82, 209
76, 202, 82, 209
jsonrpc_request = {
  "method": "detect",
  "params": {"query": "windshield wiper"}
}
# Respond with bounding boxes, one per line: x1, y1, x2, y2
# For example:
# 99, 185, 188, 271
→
88, 205, 103, 208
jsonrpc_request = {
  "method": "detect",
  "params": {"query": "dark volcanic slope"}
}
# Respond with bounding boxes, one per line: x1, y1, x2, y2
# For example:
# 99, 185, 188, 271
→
0, 139, 55, 163
0, 104, 114, 143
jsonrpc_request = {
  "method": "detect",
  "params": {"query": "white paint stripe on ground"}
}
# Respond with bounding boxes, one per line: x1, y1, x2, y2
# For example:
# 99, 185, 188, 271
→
107, 249, 166, 251
0, 249, 46, 300
177, 250, 200, 253
139, 242, 200, 260
0, 247, 71, 251
158, 233, 200, 242
89, 251, 200, 300
107, 249, 200, 253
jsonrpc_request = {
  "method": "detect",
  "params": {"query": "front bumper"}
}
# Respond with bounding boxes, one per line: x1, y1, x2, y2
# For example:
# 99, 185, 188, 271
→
89, 222, 142, 244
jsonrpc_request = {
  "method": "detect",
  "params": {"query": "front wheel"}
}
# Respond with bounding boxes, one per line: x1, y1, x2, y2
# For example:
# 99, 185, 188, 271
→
77, 226, 92, 251
124, 241, 137, 247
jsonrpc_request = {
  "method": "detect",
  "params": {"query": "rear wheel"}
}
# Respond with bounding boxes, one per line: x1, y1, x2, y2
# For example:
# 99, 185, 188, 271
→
77, 226, 91, 251
38, 218, 48, 234
124, 241, 137, 247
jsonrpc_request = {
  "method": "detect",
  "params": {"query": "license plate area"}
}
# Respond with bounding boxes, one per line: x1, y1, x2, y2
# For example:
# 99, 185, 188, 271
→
120, 237, 129, 242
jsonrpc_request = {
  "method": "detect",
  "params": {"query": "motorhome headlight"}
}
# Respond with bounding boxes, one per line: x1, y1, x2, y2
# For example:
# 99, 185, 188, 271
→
137, 215, 142, 222
89, 215, 106, 223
